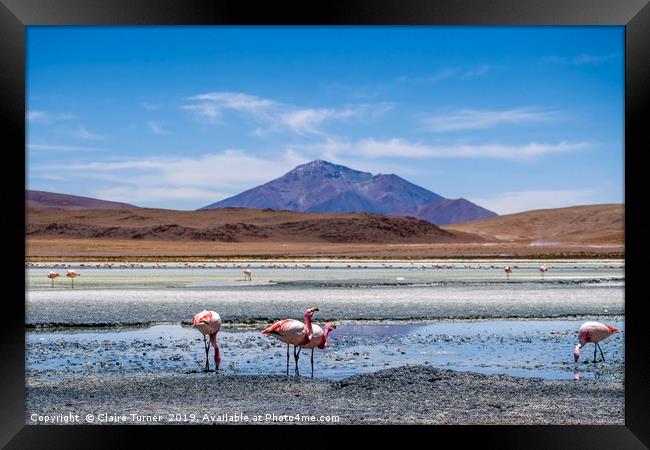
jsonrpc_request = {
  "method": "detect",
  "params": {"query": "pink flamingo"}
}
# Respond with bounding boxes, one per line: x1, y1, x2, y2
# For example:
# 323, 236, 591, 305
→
573, 321, 619, 363
192, 310, 222, 372
297, 322, 336, 378
261, 307, 319, 376
243, 269, 252, 281
47, 271, 60, 287
65, 269, 80, 288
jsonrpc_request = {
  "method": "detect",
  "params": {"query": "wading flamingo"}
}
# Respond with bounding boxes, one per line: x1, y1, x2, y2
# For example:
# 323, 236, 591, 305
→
65, 269, 80, 288
243, 269, 252, 281
297, 322, 336, 379
47, 271, 60, 287
192, 310, 222, 372
261, 307, 319, 376
539, 265, 548, 273
573, 321, 619, 363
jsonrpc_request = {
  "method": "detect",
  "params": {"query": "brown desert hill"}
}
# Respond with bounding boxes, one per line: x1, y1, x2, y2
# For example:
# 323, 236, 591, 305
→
26, 207, 488, 244
442, 204, 623, 244
27, 190, 138, 211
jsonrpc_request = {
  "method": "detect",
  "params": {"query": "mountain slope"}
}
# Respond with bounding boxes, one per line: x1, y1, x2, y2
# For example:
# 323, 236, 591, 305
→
27, 190, 139, 211
442, 204, 623, 244
200, 160, 496, 225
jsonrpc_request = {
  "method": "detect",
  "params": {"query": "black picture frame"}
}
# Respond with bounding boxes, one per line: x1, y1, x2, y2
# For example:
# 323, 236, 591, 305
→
3, 0, 649, 447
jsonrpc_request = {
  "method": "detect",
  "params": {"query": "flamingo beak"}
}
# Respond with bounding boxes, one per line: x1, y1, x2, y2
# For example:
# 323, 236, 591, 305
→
309, 307, 319, 312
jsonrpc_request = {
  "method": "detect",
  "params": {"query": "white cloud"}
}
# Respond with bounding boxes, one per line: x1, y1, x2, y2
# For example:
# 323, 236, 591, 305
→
181, 91, 391, 136
71, 126, 104, 140
27, 143, 105, 152
26, 111, 74, 123
147, 121, 168, 135
572, 53, 620, 66
461, 65, 491, 78
96, 187, 229, 206
302, 138, 590, 161
543, 53, 620, 66
399, 66, 491, 84
37, 149, 309, 208
141, 102, 162, 111
470, 189, 600, 215
421, 107, 558, 132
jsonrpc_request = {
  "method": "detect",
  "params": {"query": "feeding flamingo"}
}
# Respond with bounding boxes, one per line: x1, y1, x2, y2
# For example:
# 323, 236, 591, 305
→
573, 321, 619, 363
539, 265, 548, 273
192, 310, 222, 372
261, 307, 319, 376
47, 271, 60, 287
243, 269, 252, 281
65, 269, 80, 288
297, 322, 336, 378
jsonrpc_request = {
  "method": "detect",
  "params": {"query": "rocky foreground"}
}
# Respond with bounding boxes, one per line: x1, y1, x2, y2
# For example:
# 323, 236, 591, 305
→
26, 365, 623, 425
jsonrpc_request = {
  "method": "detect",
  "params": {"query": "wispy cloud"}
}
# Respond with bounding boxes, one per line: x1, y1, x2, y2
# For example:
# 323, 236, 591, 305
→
70, 126, 104, 140
470, 189, 600, 215
28, 143, 105, 152
543, 52, 620, 66
572, 53, 620, 66
461, 65, 491, 78
37, 149, 309, 208
302, 138, 591, 161
141, 102, 162, 111
181, 91, 392, 136
399, 66, 491, 84
421, 107, 558, 132
147, 121, 168, 135
26, 111, 74, 123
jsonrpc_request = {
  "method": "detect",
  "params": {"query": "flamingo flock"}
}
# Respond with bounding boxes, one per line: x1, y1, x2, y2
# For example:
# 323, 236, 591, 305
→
189, 306, 336, 378
186, 310, 617, 380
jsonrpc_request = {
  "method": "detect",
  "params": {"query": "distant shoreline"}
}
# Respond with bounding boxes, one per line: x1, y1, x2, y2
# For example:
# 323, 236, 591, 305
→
26, 238, 624, 262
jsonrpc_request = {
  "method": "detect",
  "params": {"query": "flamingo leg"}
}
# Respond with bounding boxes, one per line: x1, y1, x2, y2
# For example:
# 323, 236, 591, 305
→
593, 344, 597, 363
597, 343, 606, 362
286, 343, 290, 377
311, 349, 314, 379
294, 346, 301, 377
203, 335, 210, 372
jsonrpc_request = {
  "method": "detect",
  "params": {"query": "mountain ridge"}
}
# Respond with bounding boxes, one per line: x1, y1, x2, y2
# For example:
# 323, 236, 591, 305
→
27, 190, 139, 211
200, 160, 496, 225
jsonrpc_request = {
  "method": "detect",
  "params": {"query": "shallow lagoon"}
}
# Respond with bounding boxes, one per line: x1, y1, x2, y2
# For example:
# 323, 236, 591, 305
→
25, 259, 624, 382
27, 320, 624, 382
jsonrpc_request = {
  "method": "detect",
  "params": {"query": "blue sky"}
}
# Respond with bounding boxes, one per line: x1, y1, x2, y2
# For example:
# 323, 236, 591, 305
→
27, 26, 623, 213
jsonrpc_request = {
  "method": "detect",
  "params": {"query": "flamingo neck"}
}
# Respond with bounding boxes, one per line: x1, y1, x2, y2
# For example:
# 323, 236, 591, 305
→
304, 313, 314, 338
322, 327, 333, 346
210, 333, 221, 363
573, 343, 582, 362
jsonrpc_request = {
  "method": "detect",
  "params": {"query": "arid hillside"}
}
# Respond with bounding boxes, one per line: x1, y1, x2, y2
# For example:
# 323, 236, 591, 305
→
27, 207, 486, 244
443, 204, 623, 245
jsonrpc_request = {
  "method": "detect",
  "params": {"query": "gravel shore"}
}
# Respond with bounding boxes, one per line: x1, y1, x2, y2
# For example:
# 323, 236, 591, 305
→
26, 365, 624, 425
